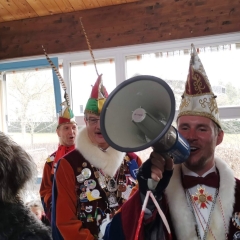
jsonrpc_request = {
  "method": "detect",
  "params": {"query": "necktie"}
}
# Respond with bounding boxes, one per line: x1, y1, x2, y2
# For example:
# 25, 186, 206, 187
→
182, 172, 219, 189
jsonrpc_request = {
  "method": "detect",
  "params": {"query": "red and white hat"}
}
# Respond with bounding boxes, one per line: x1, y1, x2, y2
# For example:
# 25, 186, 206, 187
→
177, 44, 221, 128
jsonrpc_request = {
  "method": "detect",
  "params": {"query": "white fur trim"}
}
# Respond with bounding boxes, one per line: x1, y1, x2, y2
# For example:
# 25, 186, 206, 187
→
76, 127, 125, 177
165, 158, 236, 240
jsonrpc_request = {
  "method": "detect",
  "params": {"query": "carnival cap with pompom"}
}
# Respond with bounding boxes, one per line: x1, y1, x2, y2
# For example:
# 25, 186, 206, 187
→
84, 74, 108, 115
79, 18, 109, 116
177, 44, 221, 128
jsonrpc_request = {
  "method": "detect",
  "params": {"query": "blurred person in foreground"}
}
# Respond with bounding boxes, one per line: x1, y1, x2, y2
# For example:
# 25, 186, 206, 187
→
51, 74, 142, 240
0, 131, 52, 240
104, 44, 240, 240
39, 47, 77, 222
26, 200, 51, 226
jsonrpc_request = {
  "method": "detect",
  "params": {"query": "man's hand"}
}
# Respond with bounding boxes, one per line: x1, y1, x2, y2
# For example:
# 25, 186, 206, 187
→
137, 151, 174, 198
150, 152, 174, 182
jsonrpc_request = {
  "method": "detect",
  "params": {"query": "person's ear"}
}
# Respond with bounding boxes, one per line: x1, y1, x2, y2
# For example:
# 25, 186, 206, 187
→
216, 130, 224, 146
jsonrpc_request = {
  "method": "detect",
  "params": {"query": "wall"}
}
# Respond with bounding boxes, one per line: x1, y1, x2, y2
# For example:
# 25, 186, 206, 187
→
0, 0, 240, 60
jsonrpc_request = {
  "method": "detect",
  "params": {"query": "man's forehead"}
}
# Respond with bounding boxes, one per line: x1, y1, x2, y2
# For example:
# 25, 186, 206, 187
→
59, 122, 77, 128
178, 115, 213, 125
87, 113, 100, 118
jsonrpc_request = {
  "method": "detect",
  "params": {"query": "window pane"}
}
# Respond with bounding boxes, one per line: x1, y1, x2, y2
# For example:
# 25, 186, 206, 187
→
126, 44, 240, 108
217, 119, 240, 179
71, 59, 116, 121
5, 68, 58, 201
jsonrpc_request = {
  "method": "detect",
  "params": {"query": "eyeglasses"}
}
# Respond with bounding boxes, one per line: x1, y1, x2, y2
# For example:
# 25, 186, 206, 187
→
86, 118, 100, 125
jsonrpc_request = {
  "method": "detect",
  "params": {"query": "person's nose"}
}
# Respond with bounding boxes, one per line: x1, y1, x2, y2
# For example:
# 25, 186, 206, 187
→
70, 128, 76, 135
186, 128, 197, 141
96, 118, 101, 128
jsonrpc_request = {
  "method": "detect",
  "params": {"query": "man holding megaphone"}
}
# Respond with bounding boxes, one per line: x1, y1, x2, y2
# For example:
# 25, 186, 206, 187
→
104, 44, 240, 240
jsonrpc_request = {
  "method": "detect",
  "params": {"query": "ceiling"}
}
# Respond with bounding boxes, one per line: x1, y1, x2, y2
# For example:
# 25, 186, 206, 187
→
0, 0, 139, 23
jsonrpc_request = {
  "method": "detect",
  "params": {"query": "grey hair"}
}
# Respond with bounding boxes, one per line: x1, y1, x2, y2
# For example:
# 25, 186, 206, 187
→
0, 132, 37, 203
26, 199, 43, 211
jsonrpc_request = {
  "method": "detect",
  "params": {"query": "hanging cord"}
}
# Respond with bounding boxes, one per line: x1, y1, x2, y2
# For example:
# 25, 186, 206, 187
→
79, 17, 99, 77
134, 190, 171, 240
42, 45, 70, 106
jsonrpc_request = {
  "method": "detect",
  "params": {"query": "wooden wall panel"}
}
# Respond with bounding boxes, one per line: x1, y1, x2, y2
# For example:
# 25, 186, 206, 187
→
0, 0, 240, 60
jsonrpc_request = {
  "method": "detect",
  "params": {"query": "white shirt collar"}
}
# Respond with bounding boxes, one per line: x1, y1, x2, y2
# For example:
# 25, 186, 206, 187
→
182, 164, 216, 177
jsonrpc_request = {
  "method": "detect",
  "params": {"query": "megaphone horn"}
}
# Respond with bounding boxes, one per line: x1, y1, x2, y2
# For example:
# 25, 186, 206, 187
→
100, 75, 190, 164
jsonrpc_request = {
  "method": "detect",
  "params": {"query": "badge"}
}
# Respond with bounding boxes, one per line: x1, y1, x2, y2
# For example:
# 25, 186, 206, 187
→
82, 162, 87, 167
81, 168, 91, 179
80, 185, 87, 192
76, 174, 85, 183
80, 192, 88, 202
84, 179, 96, 189
78, 212, 86, 221
192, 186, 213, 209
85, 206, 93, 213
233, 231, 240, 240
107, 192, 119, 208
97, 175, 107, 189
87, 214, 94, 222
107, 178, 118, 192
232, 212, 240, 230
86, 189, 101, 201
118, 183, 127, 192
127, 159, 139, 179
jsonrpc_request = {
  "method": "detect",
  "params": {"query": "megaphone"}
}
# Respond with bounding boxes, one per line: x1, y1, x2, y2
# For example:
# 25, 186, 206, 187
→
100, 75, 190, 164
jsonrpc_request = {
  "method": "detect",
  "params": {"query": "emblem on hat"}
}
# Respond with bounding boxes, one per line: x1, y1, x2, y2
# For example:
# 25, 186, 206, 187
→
177, 44, 221, 128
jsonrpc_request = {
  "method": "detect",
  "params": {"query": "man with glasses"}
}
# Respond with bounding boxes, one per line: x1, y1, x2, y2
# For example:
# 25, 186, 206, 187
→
51, 75, 142, 240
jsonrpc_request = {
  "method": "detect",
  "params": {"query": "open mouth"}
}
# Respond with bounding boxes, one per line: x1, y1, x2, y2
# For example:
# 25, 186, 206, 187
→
190, 147, 199, 152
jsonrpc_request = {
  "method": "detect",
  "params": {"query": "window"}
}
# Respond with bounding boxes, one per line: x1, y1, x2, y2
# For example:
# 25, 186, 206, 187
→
80, 104, 84, 114
70, 58, 116, 122
126, 44, 240, 108
0, 58, 61, 202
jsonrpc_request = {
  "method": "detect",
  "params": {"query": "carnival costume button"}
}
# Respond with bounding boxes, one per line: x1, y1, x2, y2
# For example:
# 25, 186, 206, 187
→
82, 162, 87, 167
81, 168, 91, 179
84, 179, 97, 189
91, 189, 100, 198
80, 192, 88, 202
85, 206, 93, 213
76, 174, 85, 183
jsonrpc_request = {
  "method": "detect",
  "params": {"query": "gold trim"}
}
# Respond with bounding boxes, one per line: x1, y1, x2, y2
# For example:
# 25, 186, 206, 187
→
177, 111, 221, 128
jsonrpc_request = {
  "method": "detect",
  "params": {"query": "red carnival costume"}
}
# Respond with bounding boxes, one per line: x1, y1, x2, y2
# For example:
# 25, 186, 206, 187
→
40, 47, 76, 222
51, 75, 142, 240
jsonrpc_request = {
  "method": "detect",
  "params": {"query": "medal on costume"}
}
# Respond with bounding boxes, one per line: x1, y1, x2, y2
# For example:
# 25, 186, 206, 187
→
81, 168, 91, 179
232, 212, 240, 230
76, 174, 85, 183
192, 186, 213, 209
107, 192, 119, 208
107, 178, 118, 192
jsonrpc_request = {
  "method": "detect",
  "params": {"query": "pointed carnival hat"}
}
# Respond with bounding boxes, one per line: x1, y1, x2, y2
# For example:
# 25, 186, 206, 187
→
42, 46, 76, 128
177, 44, 221, 128
84, 74, 109, 115
79, 18, 109, 116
